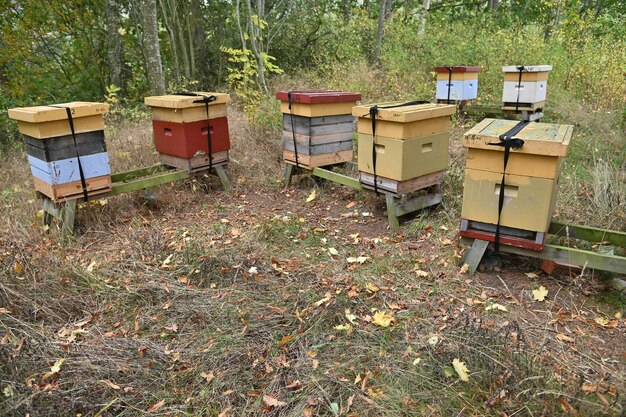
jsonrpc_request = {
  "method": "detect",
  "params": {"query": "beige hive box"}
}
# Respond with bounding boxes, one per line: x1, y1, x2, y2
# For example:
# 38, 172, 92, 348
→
461, 118, 573, 232
353, 103, 455, 182
8, 102, 109, 139
144, 92, 229, 123
502, 65, 552, 110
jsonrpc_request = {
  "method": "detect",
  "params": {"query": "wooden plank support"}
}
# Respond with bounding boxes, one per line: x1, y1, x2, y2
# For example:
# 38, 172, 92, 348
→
110, 164, 169, 182
311, 167, 362, 190
460, 238, 626, 275
462, 239, 490, 275
214, 165, 232, 192
549, 221, 626, 248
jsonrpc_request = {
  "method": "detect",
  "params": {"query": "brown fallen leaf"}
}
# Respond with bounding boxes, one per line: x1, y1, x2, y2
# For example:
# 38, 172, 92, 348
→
285, 380, 302, 390
263, 394, 287, 407
555, 333, 574, 343
146, 399, 165, 413
278, 334, 294, 348
101, 379, 121, 390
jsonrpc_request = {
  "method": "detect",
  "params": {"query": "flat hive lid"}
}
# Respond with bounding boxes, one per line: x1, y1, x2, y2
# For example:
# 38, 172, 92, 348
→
144, 92, 230, 108
463, 118, 573, 156
502, 65, 552, 73
352, 102, 455, 122
434, 66, 482, 72
275, 90, 362, 103
8, 102, 109, 123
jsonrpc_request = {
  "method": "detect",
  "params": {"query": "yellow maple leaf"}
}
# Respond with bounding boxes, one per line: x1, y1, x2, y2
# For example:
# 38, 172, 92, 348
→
372, 311, 394, 327
532, 286, 549, 301
305, 189, 317, 203
366, 283, 380, 293
452, 358, 470, 382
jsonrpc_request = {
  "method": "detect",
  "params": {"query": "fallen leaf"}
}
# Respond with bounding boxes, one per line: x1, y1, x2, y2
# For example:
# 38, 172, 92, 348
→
532, 286, 549, 301
345, 201, 356, 209
556, 333, 574, 343
452, 358, 470, 382
427, 335, 439, 345
366, 283, 380, 293
345, 309, 357, 324
263, 394, 287, 407
415, 269, 429, 277
13, 262, 24, 274
200, 371, 215, 383
306, 190, 317, 203
525, 272, 539, 279
147, 399, 165, 413
313, 296, 331, 307
278, 335, 295, 348
101, 379, 121, 390
485, 303, 508, 312
459, 263, 469, 274
285, 380, 302, 391
42, 358, 65, 380
328, 247, 339, 256
412, 358, 421, 365
371, 311, 394, 327
346, 256, 369, 264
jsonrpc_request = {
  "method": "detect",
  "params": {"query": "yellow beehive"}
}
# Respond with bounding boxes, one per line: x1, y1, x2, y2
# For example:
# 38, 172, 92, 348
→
144, 92, 229, 123
353, 103, 455, 182
8, 102, 109, 139
461, 118, 573, 232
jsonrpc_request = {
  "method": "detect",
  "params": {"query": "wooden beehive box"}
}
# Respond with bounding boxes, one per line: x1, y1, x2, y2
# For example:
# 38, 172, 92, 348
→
145, 93, 231, 169
353, 103, 455, 182
461, 118, 573, 232
277, 90, 361, 168
8, 102, 112, 202
502, 65, 552, 110
435, 66, 482, 101
8, 102, 109, 139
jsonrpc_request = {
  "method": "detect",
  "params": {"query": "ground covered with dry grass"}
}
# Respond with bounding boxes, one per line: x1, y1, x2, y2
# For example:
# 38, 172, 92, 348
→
1, 102, 624, 416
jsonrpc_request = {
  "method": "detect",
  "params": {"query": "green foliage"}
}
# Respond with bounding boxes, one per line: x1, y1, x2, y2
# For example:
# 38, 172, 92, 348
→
220, 46, 283, 116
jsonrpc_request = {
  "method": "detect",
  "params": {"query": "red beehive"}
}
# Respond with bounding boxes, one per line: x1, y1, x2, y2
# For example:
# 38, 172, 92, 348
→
152, 116, 230, 159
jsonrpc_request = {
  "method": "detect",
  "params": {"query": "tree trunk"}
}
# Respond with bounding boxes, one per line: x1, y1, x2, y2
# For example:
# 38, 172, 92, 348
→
158, 0, 181, 83
488, 0, 499, 11
105, 0, 124, 89
373, 0, 388, 65
245, 0, 269, 94
418, 0, 430, 34
140, 0, 166, 95
342, 0, 351, 21
235, 0, 247, 51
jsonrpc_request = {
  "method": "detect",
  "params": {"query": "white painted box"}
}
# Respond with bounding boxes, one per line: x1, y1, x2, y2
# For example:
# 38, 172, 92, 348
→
436, 80, 478, 101
502, 65, 552, 107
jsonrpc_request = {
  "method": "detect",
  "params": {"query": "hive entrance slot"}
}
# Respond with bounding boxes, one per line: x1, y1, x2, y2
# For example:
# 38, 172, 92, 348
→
495, 183, 519, 198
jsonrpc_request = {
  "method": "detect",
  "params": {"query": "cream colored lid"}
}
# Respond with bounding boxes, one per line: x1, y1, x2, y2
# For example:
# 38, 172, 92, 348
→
8, 102, 109, 123
144, 92, 230, 109
502, 65, 552, 72
352, 102, 455, 122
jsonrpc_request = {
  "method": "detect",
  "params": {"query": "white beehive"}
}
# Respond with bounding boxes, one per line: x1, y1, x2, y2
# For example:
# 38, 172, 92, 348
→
502, 65, 552, 110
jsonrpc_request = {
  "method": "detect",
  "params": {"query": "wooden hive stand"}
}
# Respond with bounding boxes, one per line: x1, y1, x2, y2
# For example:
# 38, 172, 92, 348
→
39, 163, 232, 237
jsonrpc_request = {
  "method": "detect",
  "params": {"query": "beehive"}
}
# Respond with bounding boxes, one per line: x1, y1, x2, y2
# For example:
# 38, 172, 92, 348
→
144, 92, 231, 171
8, 102, 112, 202
435, 66, 482, 102
352, 102, 455, 192
276, 90, 361, 168
502, 65, 552, 110
461, 118, 573, 233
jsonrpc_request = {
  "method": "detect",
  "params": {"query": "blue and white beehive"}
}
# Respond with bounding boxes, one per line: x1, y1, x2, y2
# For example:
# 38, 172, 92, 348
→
435, 66, 482, 102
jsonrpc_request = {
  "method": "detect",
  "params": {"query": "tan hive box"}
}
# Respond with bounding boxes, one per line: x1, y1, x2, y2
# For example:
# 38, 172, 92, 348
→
8, 102, 109, 139
353, 103, 455, 182
144, 92, 229, 123
461, 118, 573, 232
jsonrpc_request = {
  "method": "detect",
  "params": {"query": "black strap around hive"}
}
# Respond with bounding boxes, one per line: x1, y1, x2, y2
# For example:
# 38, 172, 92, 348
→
366, 100, 430, 195
173, 92, 217, 170
287, 92, 300, 168
446, 65, 453, 103
514, 66, 525, 112
487, 120, 529, 252
49, 105, 89, 202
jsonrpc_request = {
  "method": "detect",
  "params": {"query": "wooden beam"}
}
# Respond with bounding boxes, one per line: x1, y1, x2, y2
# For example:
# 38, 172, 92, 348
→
549, 221, 626, 248
104, 169, 191, 197
110, 164, 168, 182
312, 167, 363, 190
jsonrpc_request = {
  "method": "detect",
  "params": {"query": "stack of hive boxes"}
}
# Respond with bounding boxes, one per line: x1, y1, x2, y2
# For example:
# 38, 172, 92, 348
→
276, 90, 361, 169
144, 93, 230, 172
353, 103, 456, 195
502, 65, 552, 111
461, 118, 573, 249
435, 66, 482, 103
8, 102, 112, 202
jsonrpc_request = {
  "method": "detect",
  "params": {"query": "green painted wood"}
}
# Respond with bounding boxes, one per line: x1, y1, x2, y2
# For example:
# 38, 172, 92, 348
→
104, 170, 190, 197
284, 164, 294, 186
385, 194, 400, 230
61, 200, 77, 237
312, 167, 362, 190
463, 239, 490, 275
215, 165, 232, 192
391, 191, 442, 217
461, 238, 626, 275
110, 164, 169, 182
549, 221, 626, 248
41, 198, 63, 221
